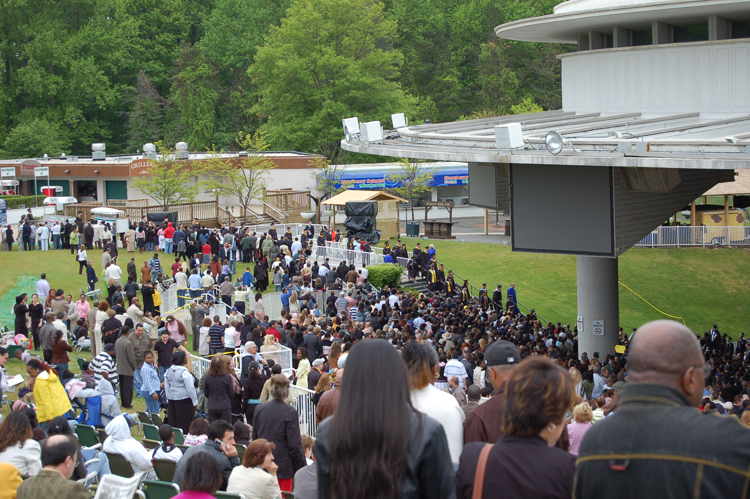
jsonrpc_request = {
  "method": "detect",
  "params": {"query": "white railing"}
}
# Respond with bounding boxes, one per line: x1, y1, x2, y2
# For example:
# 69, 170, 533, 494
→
231, 345, 293, 374
263, 292, 283, 322
189, 354, 211, 380
318, 242, 384, 267
291, 384, 317, 438
634, 226, 750, 248
190, 350, 315, 436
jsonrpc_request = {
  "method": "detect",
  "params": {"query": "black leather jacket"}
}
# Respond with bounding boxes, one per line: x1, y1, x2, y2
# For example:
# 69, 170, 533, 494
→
315, 411, 456, 499
575, 383, 750, 499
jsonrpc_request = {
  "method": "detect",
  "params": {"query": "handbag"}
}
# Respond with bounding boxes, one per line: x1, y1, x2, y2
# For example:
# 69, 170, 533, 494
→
472, 443, 494, 499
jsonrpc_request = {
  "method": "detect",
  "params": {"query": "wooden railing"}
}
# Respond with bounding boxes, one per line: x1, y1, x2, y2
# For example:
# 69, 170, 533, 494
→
66, 200, 219, 225
108, 199, 149, 208
264, 190, 310, 212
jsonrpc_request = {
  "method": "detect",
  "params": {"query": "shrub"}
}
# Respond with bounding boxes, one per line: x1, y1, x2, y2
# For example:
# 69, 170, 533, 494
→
366, 264, 403, 289
0, 195, 40, 209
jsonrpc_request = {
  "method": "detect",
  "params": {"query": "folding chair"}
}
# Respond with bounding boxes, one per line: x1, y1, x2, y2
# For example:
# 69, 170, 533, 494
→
77, 357, 86, 371
149, 412, 164, 427
75, 424, 102, 449
137, 412, 153, 426
151, 459, 177, 482
97, 428, 108, 444
141, 480, 180, 499
172, 428, 184, 446
142, 423, 160, 441
234, 444, 246, 463
282, 492, 295, 499
105, 451, 134, 478
214, 493, 246, 499
141, 439, 160, 450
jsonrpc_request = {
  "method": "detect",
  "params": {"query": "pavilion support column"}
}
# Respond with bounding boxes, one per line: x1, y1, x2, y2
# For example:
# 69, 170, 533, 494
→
691, 201, 697, 244
725, 195, 730, 242
577, 256, 619, 359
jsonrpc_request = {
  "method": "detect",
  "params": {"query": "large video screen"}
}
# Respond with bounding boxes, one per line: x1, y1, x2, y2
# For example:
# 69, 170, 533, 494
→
511, 164, 614, 257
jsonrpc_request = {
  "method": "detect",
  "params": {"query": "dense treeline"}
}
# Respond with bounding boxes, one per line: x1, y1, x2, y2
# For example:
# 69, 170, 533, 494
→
0, 0, 568, 159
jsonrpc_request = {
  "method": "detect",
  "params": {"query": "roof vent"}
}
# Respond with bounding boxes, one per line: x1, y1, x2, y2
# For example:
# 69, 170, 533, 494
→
143, 143, 157, 160
92, 143, 106, 161
176, 141, 188, 160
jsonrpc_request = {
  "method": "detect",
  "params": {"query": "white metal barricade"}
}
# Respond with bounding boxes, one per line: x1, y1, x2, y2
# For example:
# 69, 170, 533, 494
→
291, 384, 317, 438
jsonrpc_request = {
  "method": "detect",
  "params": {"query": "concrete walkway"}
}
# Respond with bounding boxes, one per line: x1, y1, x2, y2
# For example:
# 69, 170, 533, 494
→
398, 216, 512, 245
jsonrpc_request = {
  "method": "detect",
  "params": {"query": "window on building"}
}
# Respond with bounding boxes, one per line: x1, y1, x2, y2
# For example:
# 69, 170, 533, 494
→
672, 24, 708, 43
631, 28, 652, 46
732, 20, 750, 39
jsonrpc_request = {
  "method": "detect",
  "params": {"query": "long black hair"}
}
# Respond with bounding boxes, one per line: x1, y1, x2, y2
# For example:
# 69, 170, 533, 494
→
328, 339, 412, 499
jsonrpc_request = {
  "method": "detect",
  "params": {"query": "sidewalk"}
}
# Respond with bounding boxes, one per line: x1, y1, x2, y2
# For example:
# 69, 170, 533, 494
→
399, 216, 512, 245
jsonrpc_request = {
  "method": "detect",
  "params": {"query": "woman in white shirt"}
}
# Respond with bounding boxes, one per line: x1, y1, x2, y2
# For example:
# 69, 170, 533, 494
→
199, 317, 211, 356
226, 438, 281, 499
0, 411, 42, 476
77, 245, 88, 275
254, 292, 265, 321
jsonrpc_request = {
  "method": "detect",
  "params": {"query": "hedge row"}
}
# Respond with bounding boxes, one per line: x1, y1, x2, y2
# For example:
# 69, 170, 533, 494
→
0, 195, 39, 209
365, 263, 403, 289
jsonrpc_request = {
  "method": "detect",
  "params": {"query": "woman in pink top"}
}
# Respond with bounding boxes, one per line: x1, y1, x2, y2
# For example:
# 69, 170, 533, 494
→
567, 402, 594, 455
76, 293, 90, 318
165, 315, 188, 345
173, 451, 223, 499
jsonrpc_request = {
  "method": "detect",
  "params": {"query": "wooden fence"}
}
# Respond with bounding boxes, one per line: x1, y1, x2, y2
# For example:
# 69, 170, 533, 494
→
65, 200, 219, 225
264, 190, 311, 223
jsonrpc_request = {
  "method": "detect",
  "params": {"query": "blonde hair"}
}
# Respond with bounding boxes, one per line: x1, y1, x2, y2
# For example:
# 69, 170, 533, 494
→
263, 335, 276, 347
569, 367, 582, 384
572, 402, 594, 424
743, 411, 750, 428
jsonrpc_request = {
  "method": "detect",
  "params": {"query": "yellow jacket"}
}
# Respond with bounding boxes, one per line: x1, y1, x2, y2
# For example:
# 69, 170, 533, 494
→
33, 370, 73, 423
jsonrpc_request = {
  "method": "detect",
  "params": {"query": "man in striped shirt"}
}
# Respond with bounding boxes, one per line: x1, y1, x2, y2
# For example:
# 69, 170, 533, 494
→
90, 343, 118, 389
148, 253, 162, 280
444, 350, 468, 389
208, 316, 225, 356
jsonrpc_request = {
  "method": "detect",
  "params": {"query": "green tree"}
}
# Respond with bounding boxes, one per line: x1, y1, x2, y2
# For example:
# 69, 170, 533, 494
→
200, 130, 277, 222
171, 48, 218, 151
250, 0, 417, 153
387, 158, 435, 221
1, 119, 69, 159
511, 97, 543, 114
132, 143, 200, 208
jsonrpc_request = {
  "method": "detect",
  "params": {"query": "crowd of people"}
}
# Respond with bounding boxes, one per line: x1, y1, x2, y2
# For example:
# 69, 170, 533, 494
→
1, 215, 750, 498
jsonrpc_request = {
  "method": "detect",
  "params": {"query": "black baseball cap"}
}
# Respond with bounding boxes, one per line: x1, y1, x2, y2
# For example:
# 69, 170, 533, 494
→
484, 340, 520, 367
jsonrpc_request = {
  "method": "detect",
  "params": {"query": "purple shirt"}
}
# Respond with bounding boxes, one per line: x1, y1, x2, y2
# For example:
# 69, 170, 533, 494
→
567, 421, 592, 456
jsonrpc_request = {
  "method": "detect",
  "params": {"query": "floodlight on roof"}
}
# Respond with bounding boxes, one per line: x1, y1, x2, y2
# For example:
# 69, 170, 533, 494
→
545, 131, 564, 155
360, 121, 383, 144
494, 123, 524, 150
392, 113, 408, 129
726, 136, 738, 144
342, 117, 360, 142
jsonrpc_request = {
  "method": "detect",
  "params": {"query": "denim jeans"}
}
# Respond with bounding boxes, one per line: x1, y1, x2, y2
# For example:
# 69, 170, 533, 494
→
142, 391, 160, 413
133, 369, 142, 395
165, 239, 173, 254
53, 234, 61, 249
158, 366, 167, 382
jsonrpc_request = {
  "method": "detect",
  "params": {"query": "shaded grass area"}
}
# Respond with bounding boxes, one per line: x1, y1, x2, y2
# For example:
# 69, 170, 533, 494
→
385, 238, 750, 338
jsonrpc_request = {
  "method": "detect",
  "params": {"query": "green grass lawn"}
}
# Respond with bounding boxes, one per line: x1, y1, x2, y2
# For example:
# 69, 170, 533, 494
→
0, 247, 195, 419
384, 238, 750, 338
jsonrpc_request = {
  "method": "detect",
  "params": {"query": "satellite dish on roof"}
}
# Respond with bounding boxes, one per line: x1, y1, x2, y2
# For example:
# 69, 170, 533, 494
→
545, 131, 564, 155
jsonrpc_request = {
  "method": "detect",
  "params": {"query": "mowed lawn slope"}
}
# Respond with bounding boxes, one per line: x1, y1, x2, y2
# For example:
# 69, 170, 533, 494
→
386, 239, 750, 338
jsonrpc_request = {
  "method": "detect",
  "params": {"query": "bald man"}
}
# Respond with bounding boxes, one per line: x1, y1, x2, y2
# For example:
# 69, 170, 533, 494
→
574, 320, 750, 499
